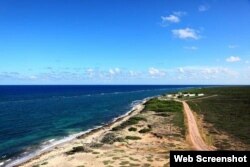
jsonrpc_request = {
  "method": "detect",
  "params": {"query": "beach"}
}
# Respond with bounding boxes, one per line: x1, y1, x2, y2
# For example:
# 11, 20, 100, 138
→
12, 97, 190, 167
0, 85, 194, 167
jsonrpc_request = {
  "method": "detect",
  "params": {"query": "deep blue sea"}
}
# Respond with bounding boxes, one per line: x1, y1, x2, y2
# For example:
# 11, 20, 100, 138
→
0, 85, 202, 166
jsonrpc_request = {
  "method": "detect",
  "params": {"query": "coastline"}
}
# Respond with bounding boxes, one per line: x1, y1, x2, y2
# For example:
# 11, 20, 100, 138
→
6, 97, 151, 167
8, 94, 190, 167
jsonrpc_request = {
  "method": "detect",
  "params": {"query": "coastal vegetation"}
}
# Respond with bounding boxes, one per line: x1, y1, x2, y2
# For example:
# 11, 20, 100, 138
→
139, 128, 151, 133
144, 98, 185, 135
66, 146, 91, 155
41, 162, 48, 165
112, 116, 147, 131
125, 136, 141, 140
101, 133, 124, 144
128, 127, 137, 131
154, 113, 170, 117
23, 96, 190, 167
89, 142, 103, 148
144, 99, 182, 113
186, 86, 250, 149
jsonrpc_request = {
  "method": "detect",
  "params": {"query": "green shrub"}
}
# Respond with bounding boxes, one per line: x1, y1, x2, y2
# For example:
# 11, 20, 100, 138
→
145, 99, 185, 136
128, 127, 137, 131
155, 113, 169, 117
41, 162, 48, 165
144, 99, 183, 113
101, 133, 116, 144
114, 137, 125, 142
139, 128, 151, 133
32, 165, 40, 167
66, 146, 91, 155
89, 142, 103, 148
112, 116, 147, 131
101, 133, 124, 144
111, 126, 119, 131
125, 136, 141, 140
186, 86, 250, 146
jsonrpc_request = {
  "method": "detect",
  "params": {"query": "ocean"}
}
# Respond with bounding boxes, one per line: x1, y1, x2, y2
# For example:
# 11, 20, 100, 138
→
0, 85, 201, 166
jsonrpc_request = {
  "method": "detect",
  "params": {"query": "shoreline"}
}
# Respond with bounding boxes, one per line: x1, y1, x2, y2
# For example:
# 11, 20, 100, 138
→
6, 97, 152, 167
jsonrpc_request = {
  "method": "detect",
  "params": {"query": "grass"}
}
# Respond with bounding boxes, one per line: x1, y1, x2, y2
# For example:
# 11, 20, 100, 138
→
172, 109, 185, 135
144, 98, 182, 112
186, 86, 250, 146
125, 136, 141, 140
112, 116, 147, 131
144, 98, 185, 135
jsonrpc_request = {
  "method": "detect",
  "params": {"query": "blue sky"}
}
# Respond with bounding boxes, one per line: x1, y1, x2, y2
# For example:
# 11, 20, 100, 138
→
0, 0, 250, 84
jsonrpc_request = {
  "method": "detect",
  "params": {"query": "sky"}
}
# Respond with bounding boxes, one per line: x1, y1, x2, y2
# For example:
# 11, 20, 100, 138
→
0, 0, 250, 85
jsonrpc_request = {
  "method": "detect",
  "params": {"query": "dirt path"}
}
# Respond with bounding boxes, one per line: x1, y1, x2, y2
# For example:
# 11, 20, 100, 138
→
182, 101, 214, 150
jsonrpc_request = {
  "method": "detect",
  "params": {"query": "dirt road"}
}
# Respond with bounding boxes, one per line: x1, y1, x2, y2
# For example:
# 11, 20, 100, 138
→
182, 101, 214, 150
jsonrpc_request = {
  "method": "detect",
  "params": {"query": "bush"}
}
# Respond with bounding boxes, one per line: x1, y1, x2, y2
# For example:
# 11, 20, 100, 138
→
155, 113, 170, 117
111, 127, 120, 131
128, 127, 137, 131
115, 137, 125, 142
139, 128, 151, 133
66, 146, 91, 155
144, 98, 183, 113
125, 136, 141, 140
89, 142, 103, 148
112, 116, 147, 131
101, 133, 124, 144
41, 162, 48, 165
101, 133, 116, 144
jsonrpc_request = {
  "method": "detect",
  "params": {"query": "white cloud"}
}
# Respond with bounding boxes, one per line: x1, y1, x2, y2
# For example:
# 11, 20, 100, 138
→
178, 68, 185, 73
109, 68, 121, 75
148, 67, 166, 77
184, 46, 198, 50
1, 66, 248, 84
198, 5, 210, 12
161, 11, 186, 25
226, 56, 241, 62
172, 28, 200, 40
176, 66, 238, 79
161, 15, 180, 23
228, 44, 239, 49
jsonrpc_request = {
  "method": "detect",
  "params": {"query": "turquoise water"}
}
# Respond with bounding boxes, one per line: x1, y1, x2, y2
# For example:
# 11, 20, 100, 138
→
0, 85, 201, 166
